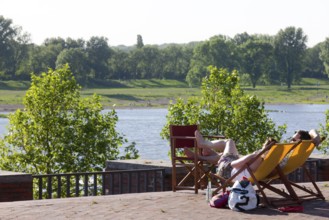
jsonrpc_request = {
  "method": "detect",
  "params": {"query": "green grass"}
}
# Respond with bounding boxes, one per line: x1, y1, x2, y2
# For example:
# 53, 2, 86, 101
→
0, 80, 31, 90
82, 87, 200, 108
1, 78, 329, 109
243, 82, 329, 104
87, 79, 189, 88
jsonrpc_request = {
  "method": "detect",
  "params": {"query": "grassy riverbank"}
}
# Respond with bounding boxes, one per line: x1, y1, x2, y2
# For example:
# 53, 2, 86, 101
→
1, 78, 329, 111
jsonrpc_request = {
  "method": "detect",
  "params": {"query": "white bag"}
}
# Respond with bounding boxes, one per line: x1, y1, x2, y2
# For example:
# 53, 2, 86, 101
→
228, 178, 259, 211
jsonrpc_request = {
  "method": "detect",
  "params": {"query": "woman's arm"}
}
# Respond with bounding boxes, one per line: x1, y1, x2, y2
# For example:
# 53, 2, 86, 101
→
231, 151, 262, 171
309, 129, 320, 146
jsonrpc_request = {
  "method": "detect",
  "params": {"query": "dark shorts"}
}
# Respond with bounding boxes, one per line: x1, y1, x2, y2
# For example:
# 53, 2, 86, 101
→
217, 153, 239, 179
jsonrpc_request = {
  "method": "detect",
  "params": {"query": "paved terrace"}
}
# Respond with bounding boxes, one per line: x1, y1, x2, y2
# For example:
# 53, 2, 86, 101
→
0, 182, 328, 220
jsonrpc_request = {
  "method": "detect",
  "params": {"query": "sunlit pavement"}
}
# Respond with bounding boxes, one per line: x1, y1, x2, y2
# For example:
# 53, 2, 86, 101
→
0, 182, 328, 220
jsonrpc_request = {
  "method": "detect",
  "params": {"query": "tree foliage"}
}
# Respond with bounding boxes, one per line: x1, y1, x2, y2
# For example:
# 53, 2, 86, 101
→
161, 67, 286, 154
274, 27, 307, 88
136, 34, 144, 49
0, 64, 138, 174
186, 36, 238, 86
320, 109, 329, 154
56, 48, 92, 85
239, 39, 274, 88
320, 38, 329, 76
0, 15, 327, 88
0, 15, 31, 80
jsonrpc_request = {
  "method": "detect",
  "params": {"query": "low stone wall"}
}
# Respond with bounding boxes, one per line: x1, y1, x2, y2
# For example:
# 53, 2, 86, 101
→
309, 155, 329, 181
106, 155, 329, 191
0, 170, 33, 202
106, 160, 174, 191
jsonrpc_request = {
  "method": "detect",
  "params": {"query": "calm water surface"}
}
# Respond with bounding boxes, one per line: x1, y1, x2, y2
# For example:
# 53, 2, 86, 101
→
1, 104, 329, 161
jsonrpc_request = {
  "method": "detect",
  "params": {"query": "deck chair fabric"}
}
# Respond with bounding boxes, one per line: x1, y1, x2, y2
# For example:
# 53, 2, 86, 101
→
169, 125, 224, 194
211, 141, 299, 206
262, 140, 325, 205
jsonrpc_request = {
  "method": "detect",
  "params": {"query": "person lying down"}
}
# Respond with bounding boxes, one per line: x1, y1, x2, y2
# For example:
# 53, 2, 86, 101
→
184, 129, 321, 181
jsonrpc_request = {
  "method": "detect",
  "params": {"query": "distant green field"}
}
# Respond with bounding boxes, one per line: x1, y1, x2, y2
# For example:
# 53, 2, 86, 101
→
243, 78, 329, 104
1, 78, 329, 109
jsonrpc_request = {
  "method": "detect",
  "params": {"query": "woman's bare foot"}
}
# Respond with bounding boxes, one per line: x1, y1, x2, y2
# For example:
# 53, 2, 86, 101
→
195, 130, 216, 156
195, 130, 209, 148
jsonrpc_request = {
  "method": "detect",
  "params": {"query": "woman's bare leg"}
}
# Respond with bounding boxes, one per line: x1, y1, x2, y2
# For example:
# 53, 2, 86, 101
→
195, 130, 228, 152
222, 139, 239, 155
183, 148, 221, 164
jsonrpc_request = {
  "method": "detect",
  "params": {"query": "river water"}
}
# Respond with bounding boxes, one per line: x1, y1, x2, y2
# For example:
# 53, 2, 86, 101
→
1, 104, 329, 161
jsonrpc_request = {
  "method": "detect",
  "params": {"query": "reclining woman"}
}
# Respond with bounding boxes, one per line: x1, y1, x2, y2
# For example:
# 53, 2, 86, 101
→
184, 129, 320, 181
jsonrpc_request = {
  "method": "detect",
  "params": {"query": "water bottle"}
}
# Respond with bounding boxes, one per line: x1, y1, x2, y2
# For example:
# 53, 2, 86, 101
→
206, 179, 212, 203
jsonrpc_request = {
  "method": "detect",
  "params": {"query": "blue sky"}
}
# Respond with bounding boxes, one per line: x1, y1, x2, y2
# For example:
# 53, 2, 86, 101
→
2, 0, 329, 47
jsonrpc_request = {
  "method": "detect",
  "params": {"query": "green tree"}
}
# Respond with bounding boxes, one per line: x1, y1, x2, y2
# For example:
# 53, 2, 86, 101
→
239, 39, 274, 88
26, 38, 66, 76
320, 110, 329, 154
9, 28, 31, 80
161, 44, 192, 80
186, 35, 238, 86
56, 49, 91, 85
0, 64, 138, 174
109, 49, 130, 80
136, 34, 144, 49
274, 27, 307, 88
302, 43, 326, 78
0, 15, 16, 76
86, 36, 112, 80
142, 46, 163, 78
65, 37, 85, 49
319, 38, 329, 76
129, 45, 162, 79
0, 16, 31, 80
161, 67, 286, 154
233, 32, 253, 45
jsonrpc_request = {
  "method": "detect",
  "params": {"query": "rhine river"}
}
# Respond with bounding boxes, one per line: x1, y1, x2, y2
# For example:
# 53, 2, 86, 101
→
1, 104, 329, 161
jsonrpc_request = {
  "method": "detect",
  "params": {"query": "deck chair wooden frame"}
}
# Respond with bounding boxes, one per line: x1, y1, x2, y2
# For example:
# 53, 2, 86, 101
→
169, 125, 224, 194
211, 141, 300, 206
260, 139, 325, 206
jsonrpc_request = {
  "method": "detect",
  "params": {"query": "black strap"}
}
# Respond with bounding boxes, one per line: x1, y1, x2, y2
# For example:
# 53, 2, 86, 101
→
231, 188, 248, 195
234, 195, 249, 211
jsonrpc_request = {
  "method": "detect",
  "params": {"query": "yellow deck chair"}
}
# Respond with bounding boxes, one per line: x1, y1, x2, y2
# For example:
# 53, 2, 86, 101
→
247, 141, 300, 206
211, 141, 299, 206
261, 140, 325, 204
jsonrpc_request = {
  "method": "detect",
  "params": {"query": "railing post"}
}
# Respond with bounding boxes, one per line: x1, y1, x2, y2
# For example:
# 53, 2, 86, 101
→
66, 176, 71, 197
37, 177, 43, 199
47, 176, 52, 199
75, 175, 79, 197
153, 170, 157, 192
93, 174, 97, 196
119, 173, 123, 194
161, 169, 165, 191
137, 172, 141, 193
101, 173, 106, 195
84, 175, 88, 196
57, 176, 62, 198
128, 172, 132, 193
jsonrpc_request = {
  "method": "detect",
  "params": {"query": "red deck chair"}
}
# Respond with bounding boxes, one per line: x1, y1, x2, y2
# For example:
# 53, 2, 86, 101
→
169, 125, 224, 193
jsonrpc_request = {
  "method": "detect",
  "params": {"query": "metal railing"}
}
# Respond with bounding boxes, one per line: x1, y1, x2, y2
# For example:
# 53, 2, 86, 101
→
32, 168, 165, 200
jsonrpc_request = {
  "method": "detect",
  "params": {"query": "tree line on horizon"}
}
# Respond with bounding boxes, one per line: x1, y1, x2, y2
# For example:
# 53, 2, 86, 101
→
1, 15, 329, 88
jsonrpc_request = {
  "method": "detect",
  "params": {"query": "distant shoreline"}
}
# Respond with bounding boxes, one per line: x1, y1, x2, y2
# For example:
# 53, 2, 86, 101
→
0, 104, 23, 112
2, 102, 329, 113
0, 104, 164, 113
